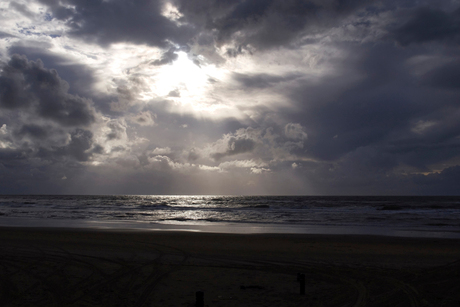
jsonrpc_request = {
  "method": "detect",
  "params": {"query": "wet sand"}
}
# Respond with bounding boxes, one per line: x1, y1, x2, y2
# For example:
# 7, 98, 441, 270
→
1, 227, 460, 306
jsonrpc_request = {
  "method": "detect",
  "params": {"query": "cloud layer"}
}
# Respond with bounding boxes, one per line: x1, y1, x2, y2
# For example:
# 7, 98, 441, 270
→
1, 0, 460, 195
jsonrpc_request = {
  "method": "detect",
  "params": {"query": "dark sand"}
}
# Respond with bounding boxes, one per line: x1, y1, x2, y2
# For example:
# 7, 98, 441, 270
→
1, 227, 460, 306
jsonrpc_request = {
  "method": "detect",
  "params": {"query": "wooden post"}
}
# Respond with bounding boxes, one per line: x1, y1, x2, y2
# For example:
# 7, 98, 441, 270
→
196, 291, 204, 307
299, 274, 305, 295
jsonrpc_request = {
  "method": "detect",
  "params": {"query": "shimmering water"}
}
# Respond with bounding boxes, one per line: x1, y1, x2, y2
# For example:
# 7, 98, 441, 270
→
1, 195, 460, 237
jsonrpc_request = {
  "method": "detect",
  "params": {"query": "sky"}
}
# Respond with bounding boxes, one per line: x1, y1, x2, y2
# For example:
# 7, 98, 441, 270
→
1, 0, 460, 195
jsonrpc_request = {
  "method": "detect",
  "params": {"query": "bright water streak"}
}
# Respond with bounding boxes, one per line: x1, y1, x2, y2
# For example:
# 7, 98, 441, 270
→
0, 195, 460, 237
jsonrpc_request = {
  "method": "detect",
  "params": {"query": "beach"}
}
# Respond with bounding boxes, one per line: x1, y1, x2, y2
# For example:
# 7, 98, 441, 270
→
1, 227, 460, 306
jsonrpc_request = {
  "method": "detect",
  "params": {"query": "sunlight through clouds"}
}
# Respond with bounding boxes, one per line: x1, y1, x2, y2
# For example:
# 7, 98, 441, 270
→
152, 51, 226, 110
2, 0, 460, 195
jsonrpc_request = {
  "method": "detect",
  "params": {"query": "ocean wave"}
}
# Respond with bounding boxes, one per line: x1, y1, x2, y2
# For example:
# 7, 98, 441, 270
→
377, 205, 404, 211
140, 202, 172, 209
426, 223, 450, 227
285, 219, 304, 223
158, 217, 273, 224
1, 195, 460, 235
160, 217, 189, 221
241, 204, 270, 209
159, 217, 232, 223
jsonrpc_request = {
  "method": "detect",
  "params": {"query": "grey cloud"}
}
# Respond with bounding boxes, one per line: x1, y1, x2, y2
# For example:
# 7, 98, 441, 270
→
187, 148, 199, 162
232, 72, 302, 89
386, 139, 460, 171
0, 54, 102, 186
137, 153, 150, 166
0, 148, 31, 165
40, 95, 95, 127
130, 111, 155, 126
211, 137, 256, 160
30, 128, 95, 162
106, 120, 127, 141
9, 2, 35, 18
284, 123, 308, 140
66, 129, 94, 161
0, 54, 96, 127
24, 129, 94, 163
1, 125, 96, 164
174, 0, 370, 50
40, 0, 196, 47
151, 48, 179, 66
0, 152, 87, 194
111, 146, 125, 153
0, 72, 31, 109
91, 144, 104, 155
7, 46, 98, 99
0, 31, 15, 38
0, 124, 12, 144
285, 40, 460, 173
420, 61, 460, 89
413, 165, 460, 195
391, 7, 460, 46
17, 124, 50, 140
226, 46, 244, 58
283, 145, 444, 195
3, 0, 460, 195
168, 89, 181, 97
228, 137, 256, 153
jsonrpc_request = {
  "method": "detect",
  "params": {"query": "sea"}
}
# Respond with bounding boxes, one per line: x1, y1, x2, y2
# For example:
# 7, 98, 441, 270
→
1, 195, 460, 238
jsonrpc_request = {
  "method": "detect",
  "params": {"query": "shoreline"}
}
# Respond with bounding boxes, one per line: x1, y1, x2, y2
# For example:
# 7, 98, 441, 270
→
1, 216, 460, 239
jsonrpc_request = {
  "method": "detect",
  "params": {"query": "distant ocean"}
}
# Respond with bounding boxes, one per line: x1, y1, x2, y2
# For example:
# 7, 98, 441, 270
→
1, 195, 460, 238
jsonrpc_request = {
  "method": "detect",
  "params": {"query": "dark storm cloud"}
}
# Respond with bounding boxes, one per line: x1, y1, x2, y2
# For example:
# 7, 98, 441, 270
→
391, 7, 460, 46
17, 124, 50, 140
0, 146, 31, 163
0, 125, 95, 173
26, 127, 96, 162
2, 0, 460, 195
39, 0, 196, 47
0, 150, 88, 194
286, 39, 460, 176
65, 129, 94, 161
413, 165, 460, 195
295, 147, 405, 195
420, 60, 460, 89
174, 0, 371, 50
7, 46, 98, 99
0, 53, 102, 192
287, 45, 410, 160
0, 54, 96, 127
